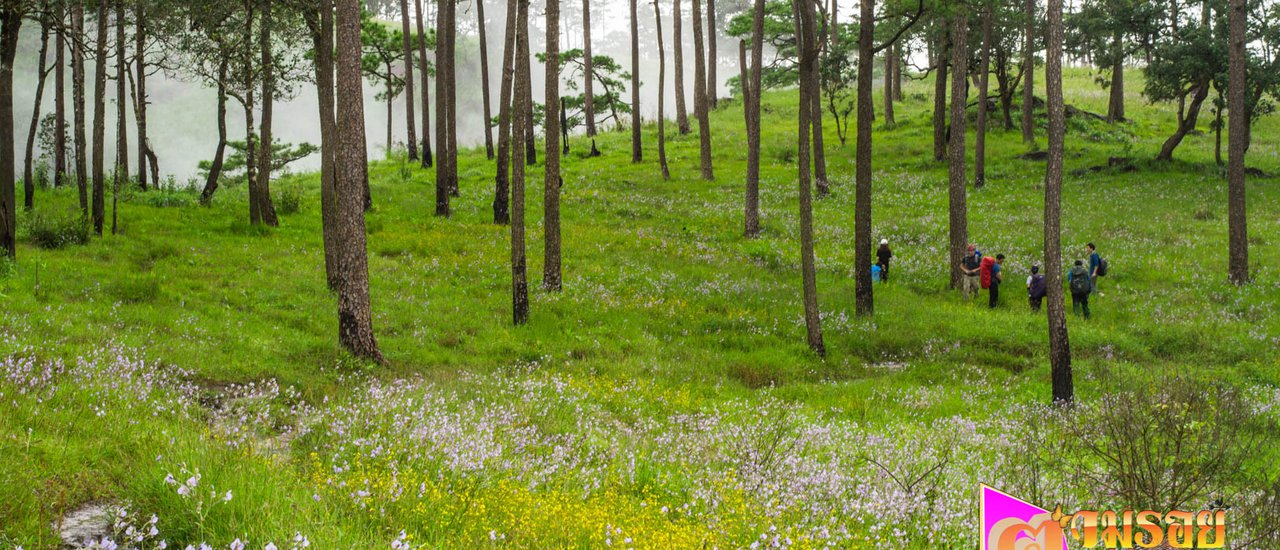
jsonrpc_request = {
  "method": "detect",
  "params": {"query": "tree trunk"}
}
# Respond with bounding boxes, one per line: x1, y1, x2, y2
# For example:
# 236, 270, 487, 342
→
511, 0, 530, 325
582, 0, 596, 139
706, 0, 716, 109
794, 0, 824, 357
947, 13, 968, 289
743, 0, 762, 238
1155, 81, 1208, 161
200, 60, 229, 205
242, 0, 259, 225
112, 0, 126, 234
893, 43, 903, 101
435, 0, 452, 215
385, 79, 393, 151
629, 0, 642, 162
1106, 32, 1124, 123
445, 0, 458, 196
692, 0, 712, 179
399, 0, 418, 161
656, 0, 670, 180
23, 16, 49, 211
91, 0, 107, 235
854, 0, 873, 315
932, 29, 949, 162
523, 43, 535, 166
333, 0, 385, 362
1022, 0, 1035, 145
414, 0, 433, 168
256, 0, 279, 227
809, 17, 826, 198
544, 0, 562, 291
478, 0, 494, 159
0, 5, 18, 257
882, 49, 895, 128
673, 0, 689, 134
307, 0, 340, 291
1045, 0, 1073, 404
1227, 0, 1248, 284
975, 5, 991, 188
72, 2, 87, 218
55, 1, 66, 189
494, 0, 517, 224
135, 0, 150, 190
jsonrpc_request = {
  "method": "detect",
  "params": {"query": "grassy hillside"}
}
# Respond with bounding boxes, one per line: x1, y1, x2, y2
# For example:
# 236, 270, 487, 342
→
2, 68, 1278, 548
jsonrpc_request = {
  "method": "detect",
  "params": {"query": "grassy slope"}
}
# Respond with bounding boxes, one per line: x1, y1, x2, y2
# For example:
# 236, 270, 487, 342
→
1, 68, 1278, 547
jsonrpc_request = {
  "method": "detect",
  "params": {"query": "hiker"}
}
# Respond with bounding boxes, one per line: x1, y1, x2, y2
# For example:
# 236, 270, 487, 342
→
1087, 243, 1101, 294
984, 254, 1005, 308
959, 244, 981, 300
1027, 265, 1046, 311
1069, 260, 1092, 319
876, 239, 893, 283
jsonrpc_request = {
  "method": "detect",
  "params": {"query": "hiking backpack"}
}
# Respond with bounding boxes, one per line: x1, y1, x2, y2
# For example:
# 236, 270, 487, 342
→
980, 256, 996, 289
1029, 274, 1047, 299
1097, 257, 1109, 277
1070, 267, 1092, 294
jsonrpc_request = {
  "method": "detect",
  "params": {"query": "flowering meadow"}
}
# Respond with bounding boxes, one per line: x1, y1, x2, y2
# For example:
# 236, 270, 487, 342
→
3, 69, 1280, 548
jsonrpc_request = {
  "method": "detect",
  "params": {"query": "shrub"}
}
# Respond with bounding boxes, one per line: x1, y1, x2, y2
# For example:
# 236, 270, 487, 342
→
276, 187, 302, 215
26, 210, 90, 249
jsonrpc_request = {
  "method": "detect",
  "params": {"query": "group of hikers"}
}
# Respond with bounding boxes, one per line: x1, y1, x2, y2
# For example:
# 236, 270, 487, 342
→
872, 241, 1107, 318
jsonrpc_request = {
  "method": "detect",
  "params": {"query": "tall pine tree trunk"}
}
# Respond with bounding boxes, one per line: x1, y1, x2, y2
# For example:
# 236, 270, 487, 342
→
435, 0, 452, 215
629, 0, 641, 162
673, 0, 689, 134
947, 13, 969, 289
1227, 0, 1249, 284
399, 0, 418, 161
135, 0, 151, 190
511, 0, 530, 324
55, 1, 66, 189
544, 0, 562, 290
1045, 0, 1073, 403
975, 5, 991, 188
932, 28, 949, 162
743, 0, 762, 238
478, 0, 494, 159
692, 0, 713, 179
0, 5, 18, 257
23, 15, 49, 211
91, 0, 107, 235
1106, 32, 1124, 123
414, 0, 433, 167
307, 0, 340, 291
334, 0, 384, 363
1021, 0, 1036, 145
256, 0, 279, 227
854, 0, 874, 315
882, 49, 895, 128
112, 0, 126, 234
445, 0, 458, 195
494, 0, 517, 224
72, 1, 87, 218
706, 0, 715, 109
795, 0, 824, 357
656, 0, 669, 180
582, 0, 595, 138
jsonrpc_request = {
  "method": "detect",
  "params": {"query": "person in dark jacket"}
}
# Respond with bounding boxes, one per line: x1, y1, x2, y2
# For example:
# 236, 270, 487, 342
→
989, 254, 1005, 308
1027, 265, 1046, 311
1069, 260, 1092, 319
876, 239, 893, 283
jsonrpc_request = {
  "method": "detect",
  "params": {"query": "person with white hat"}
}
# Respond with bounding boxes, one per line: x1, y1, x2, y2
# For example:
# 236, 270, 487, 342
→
876, 239, 894, 283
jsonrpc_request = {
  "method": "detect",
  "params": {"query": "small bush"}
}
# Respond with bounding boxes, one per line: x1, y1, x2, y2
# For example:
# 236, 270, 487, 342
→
26, 210, 90, 249
276, 187, 302, 215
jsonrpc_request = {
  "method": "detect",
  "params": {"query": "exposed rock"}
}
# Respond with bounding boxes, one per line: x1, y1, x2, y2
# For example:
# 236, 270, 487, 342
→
56, 501, 120, 548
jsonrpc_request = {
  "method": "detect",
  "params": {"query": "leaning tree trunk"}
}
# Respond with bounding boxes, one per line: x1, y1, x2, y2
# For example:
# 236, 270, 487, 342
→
91, 0, 107, 235
113, 0, 126, 234
544, 0, 562, 291
1156, 81, 1209, 161
656, 0, 670, 180
72, 1, 87, 217
414, 0, 433, 167
794, 0, 824, 357
23, 16, 49, 211
399, 0, 418, 161
673, 0, 689, 134
1106, 31, 1124, 123
629, 0, 642, 162
256, 0, 279, 227
975, 5, 991, 188
743, 0, 763, 238
947, 13, 969, 289
1045, 0, 1073, 404
932, 29, 949, 162
706, 0, 715, 109
692, 0, 713, 180
0, 5, 19, 257
333, 0, 385, 363
1021, 0, 1035, 145
55, 2, 66, 189
307, 0, 340, 291
854, 0, 874, 315
493, 0, 517, 224
478, 0, 494, 159
1227, 0, 1249, 284
435, 0, 452, 215
200, 60, 229, 205
511, 0, 531, 325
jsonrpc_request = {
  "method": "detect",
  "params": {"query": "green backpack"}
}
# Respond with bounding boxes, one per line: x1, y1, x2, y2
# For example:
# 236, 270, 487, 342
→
1070, 266, 1092, 294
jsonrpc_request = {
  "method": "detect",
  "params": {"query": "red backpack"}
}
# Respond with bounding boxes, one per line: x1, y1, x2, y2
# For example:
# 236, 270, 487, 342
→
980, 256, 996, 289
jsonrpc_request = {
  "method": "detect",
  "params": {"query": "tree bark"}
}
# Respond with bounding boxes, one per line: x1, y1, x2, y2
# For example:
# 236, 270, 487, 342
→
582, 0, 596, 139
882, 49, 895, 128
932, 28, 949, 162
91, 0, 107, 235
854, 0, 873, 315
975, 5, 991, 188
893, 43, 903, 101
494, 0, 517, 224
55, 1, 66, 189
243, 0, 259, 225
544, 0, 562, 291
809, 17, 826, 198
445, 0, 458, 195
112, 0, 126, 234
307, 0, 340, 291
795, 0, 824, 357
399, 0, 419, 161
200, 60, 229, 205
135, 0, 150, 190
692, 0, 712, 179
0, 4, 19, 257
522, 37, 534, 166
334, 0, 384, 362
656, 0, 669, 180
72, 1, 87, 217
1022, 0, 1036, 145
414, 0, 433, 168
1045, 0, 1073, 404
511, 0, 530, 325
435, 0, 452, 215
23, 15, 49, 211
629, 0, 642, 162
706, 0, 715, 109
947, 13, 968, 289
1227, 0, 1249, 284
478, 0, 494, 159
743, 0, 762, 238
256, 0, 279, 227
673, 0, 689, 134
1106, 32, 1124, 123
